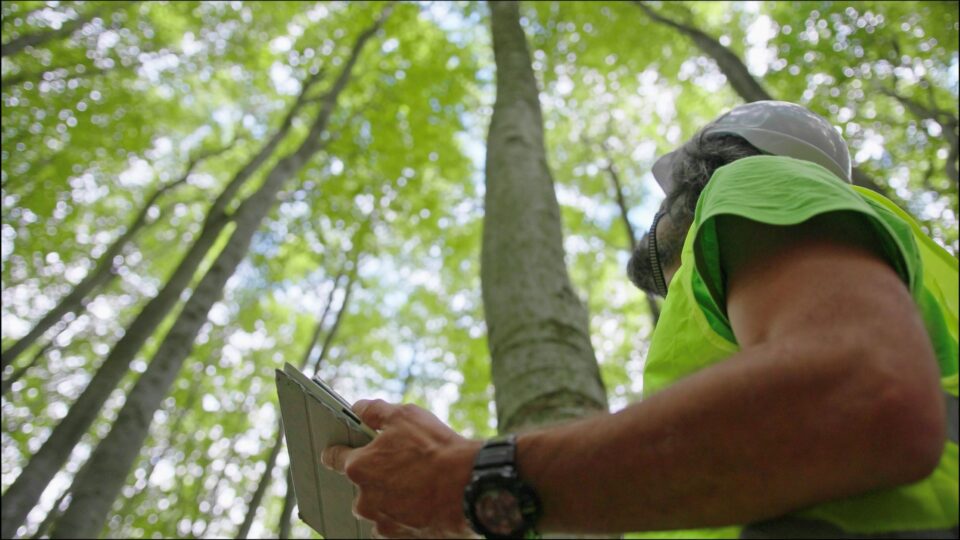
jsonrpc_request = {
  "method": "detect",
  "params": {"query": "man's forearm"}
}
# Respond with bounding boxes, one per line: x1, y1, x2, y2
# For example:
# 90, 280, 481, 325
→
508, 339, 940, 534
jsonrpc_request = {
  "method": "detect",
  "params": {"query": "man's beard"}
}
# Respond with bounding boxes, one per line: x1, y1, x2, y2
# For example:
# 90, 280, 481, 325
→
626, 225, 683, 297
627, 230, 662, 296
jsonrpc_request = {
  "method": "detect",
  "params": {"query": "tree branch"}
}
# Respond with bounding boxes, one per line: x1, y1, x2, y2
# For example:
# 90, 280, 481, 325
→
589, 136, 661, 324
633, 1, 772, 103
0, 2, 130, 57
634, 0, 892, 196
879, 83, 959, 188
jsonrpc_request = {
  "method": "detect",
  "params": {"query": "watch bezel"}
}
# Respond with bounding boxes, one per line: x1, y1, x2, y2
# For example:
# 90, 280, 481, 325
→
464, 466, 541, 539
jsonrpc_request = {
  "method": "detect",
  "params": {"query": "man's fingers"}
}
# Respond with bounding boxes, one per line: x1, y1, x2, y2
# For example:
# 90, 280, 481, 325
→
321, 444, 354, 473
353, 399, 400, 430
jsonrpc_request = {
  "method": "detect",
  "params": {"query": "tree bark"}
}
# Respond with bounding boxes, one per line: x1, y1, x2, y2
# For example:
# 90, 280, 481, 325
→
483, 1, 608, 434
0, 64, 319, 540
49, 9, 391, 538
633, 1, 888, 195
0, 144, 227, 370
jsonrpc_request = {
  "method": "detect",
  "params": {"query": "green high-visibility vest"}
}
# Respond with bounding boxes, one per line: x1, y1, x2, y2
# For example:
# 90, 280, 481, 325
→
640, 156, 958, 539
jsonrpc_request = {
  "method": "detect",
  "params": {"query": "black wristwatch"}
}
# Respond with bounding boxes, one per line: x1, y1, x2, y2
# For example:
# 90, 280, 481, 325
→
463, 434, 542, 539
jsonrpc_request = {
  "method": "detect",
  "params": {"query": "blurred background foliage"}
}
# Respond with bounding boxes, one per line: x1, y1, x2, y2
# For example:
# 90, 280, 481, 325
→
1, 1, 956, 538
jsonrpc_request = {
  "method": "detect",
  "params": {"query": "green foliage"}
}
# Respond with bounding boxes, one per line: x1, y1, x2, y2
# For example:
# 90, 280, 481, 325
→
1, 1, 956, 538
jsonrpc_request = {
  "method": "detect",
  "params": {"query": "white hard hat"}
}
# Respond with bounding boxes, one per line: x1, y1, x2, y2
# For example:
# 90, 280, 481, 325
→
652, 101, 852, 194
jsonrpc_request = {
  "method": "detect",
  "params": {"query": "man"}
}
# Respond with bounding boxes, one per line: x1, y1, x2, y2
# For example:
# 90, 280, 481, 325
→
322, 101, 959, 539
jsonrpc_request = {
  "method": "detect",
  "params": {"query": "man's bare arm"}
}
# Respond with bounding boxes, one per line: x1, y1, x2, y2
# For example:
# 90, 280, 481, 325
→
323, 214, 945, 536
518, 214, 945, 533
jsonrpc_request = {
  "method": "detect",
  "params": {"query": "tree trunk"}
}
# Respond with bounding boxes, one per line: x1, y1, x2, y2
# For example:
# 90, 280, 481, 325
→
277, 467, 296, 539
49, 9, 391, 538
598, 141, 661, 324
236, 267, 351, 539
483, 0, 608, 434
111, 373, 203, 534
310, 269, 356, 375
0, 63, 319, 540
29, 489, 71, 539
191, 439, 242, 539
235, 434, 285, 540
633, 1, 888, 195
0, 144, 225, 370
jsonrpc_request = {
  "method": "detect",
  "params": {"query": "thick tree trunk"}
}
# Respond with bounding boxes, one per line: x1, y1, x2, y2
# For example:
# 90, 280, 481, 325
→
634, 1, 888, 195
49, 10, 390, 538
0, 63, 320, 540
0, 144, 227, 370
483, 1, 608, 434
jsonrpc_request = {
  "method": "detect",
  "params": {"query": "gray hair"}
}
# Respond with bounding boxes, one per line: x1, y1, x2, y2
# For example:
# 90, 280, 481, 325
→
626, 134, 762, 295
664, 133, 764, 224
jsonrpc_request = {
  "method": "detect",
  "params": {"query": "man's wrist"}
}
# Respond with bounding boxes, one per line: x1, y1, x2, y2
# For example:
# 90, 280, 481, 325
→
463, 434, 543, 539
445, 438, 484, 536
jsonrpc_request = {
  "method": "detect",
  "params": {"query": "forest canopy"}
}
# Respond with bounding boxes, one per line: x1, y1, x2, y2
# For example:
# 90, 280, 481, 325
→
1, 1, 957, 538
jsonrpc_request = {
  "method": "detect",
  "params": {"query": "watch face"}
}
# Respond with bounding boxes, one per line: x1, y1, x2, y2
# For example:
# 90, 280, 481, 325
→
476, 489, 524, 536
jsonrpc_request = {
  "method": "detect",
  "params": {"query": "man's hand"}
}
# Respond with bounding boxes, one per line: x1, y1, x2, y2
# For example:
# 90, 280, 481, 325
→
321, 399, 482, 539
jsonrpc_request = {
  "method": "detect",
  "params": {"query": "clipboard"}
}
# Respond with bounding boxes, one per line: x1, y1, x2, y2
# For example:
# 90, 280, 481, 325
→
275, 363, 376, 539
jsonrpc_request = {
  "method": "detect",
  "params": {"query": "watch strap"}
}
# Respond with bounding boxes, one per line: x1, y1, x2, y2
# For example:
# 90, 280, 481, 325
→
472, 434, 516, 470
464, 434, 542, 539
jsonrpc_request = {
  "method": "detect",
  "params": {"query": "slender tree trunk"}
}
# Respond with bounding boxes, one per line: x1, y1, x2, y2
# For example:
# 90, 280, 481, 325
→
235, 435, 285, 540
0, 67, 319, 540
302, 269, 347, 371
310, 269, 356, 375
277, 467, 296, 539
192, 439, 241, 539
29, 489, 71, 539
237, 267, 351, 539
0, 146, 221, 370
633, 1, 888, 195
598, 141, 661, 324
484, 1, 608, 434
50, 10, 391, 538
